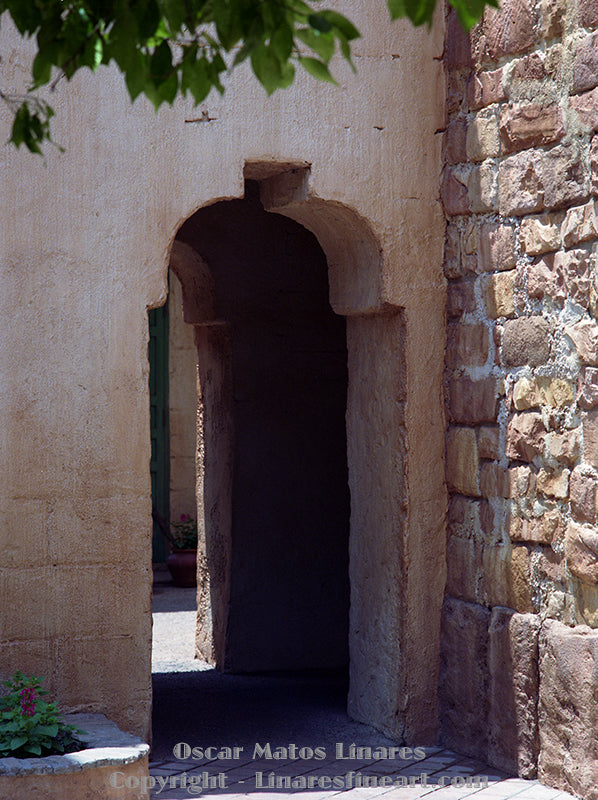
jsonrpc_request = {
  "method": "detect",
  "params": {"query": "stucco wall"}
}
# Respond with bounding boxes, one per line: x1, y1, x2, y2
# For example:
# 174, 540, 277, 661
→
168, 273, 198, 526
0, 3, 446, 742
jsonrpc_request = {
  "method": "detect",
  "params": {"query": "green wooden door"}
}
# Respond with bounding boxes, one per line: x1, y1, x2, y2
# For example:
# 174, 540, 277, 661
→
149, 305, 170, 563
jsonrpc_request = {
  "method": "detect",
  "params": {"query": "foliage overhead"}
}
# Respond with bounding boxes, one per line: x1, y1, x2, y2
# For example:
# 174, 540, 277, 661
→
0, 0, 496, 153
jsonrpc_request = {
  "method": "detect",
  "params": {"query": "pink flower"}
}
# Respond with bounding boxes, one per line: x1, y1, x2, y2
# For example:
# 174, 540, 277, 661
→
20, 687, 36, 717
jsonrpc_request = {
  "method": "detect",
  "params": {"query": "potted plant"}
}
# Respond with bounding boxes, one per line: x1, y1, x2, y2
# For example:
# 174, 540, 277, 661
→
0, 672, 150, 799
0, 672, 86, 759
152, 507, 198, 587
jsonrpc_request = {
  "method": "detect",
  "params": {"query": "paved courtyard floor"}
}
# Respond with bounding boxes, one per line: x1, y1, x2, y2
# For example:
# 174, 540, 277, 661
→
150, 568, 579, 800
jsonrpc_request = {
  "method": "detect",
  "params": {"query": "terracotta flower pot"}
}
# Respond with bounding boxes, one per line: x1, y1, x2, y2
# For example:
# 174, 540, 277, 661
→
165, 549, 197, 587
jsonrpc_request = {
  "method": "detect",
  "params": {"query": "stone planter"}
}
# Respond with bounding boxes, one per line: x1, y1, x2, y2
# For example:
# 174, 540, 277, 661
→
0, 713, 150, 799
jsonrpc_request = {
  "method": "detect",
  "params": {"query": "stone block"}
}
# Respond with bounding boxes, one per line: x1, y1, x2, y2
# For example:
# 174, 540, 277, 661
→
513, 376, 542, 411
468, 160, 499, 212
509, 463, 537, 502
444, 224, 463, 279
539, 619, 598, 800
565, 520, 598, 584
445, 7, 473, 70
479, 425, 501, 459
584, 409, 598, 468
519, 213, 562, 256
478, 0, 538, 61
482, 544, 533, 611
448, 376, 497, 424
502, 316, 551, 367
570, 88, 598, 134
543, 142, 590, 211
462, 221, 479, 255
442, 167, 471, 216
446, 536, 483, 602
508, 51, 547, 84
480, 462, 509, 497
439, 597, 490, 760
446, 118, 468, 165
580, 0, 598, 28
446, 322, 490, 368
478, 222, 517, 272
542, 0, 566, 39
561, 200, 598, 246
488, 608, 540, 777
509, 544, 534, 612
545, 429, 580, 466
554, 249, 593, 309
480, 497, 502, 542
575, 581, 598, 628
567, 319, 598, 365
572, 31, 598, 94
447, 280, 476, 317
483, 270, 516, 318
509, 509, 565, 545
578, 366, 598, 409
467, 68, 506, 110
526, 254, 565, 303
500, 104, 564, 154
534, 547, 567, 584
506, 412, 545, 461
592, 136, 598, 196
483, 545, 511, 606
446, 427, 480, 496
499, 150, 545, 216
513, 376, 574, 410
448, 494, 484, 541
466, 108, 501, 161
570, 469, 597, 523
536, 467, 570, 499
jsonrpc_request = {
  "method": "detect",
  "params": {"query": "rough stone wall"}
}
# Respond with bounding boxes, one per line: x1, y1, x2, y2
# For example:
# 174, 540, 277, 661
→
442, 0, 598, 795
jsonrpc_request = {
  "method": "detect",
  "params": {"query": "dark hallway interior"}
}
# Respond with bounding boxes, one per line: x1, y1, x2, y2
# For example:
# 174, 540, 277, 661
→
176, 182, 350, 672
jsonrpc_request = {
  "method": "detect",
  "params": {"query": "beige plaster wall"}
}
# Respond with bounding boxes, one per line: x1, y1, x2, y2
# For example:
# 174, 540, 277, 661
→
0, 2, 446, 741
168, 274, 198, 524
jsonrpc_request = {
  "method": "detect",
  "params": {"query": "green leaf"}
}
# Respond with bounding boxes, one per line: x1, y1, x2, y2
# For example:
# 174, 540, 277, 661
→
308, 13, 332, 33
449, 0, 497, 29
271, 23, 293, 63
182, 54, 212, 104
161, 0, 186, 32
9, 736, 28, 750
320, 10, 360, 41
298, 56, 337, 84
32, 53, 52, 87
150, 40, 172, 81
388, 0, 436, 25
250, 43, 283, 95
137, 0, 161, 39
387, 0, 406, 19
35, 724, 59, 737
297, 27, 335, 63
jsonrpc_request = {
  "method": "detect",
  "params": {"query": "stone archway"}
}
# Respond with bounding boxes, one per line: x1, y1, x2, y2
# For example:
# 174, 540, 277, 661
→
169, 165, 411, 739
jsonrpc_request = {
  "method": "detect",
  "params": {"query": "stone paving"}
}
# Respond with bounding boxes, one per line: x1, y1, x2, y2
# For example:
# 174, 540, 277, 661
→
150, 570, 579, 800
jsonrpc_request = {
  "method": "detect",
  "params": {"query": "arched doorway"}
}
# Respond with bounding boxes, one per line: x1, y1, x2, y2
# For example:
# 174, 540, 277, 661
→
167, 164, 411, 740
174, 180, 351, 672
